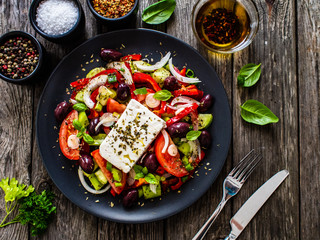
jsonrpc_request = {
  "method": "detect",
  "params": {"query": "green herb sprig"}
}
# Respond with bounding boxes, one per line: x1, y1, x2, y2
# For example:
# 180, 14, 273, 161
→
0, 178, 56, 236
153, 89, 173, 101
73, 119, 94, 144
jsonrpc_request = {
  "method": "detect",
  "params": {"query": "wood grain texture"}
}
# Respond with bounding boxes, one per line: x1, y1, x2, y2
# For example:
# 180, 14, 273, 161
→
232, 0, 299, 239
297, 0, 320, 239
0, 1, 34, 239
0, 0, 318, 239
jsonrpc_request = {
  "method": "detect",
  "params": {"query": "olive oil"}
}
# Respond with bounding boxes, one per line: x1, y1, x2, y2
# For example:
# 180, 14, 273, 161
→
194, 0, 251, 50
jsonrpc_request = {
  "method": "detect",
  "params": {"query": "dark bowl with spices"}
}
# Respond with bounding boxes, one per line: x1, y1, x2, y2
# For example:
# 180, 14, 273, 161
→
29, 0, 85, 43
191, 0, 259, 54
0, 31, 44, 84
86, 0, 139, 27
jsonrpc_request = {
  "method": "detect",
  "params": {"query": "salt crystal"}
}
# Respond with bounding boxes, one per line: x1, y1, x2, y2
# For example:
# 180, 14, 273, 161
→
36, 0, 78, 35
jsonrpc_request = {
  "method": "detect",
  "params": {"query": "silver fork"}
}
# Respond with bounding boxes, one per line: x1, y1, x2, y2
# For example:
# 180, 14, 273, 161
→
192, 149, 263, 240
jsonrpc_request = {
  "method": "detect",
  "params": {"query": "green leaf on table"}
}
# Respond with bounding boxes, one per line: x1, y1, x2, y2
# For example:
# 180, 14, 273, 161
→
240, 100, 279, 125
134, 87, 148, 95
72, 103, 87, 112
153, 89, 173, 101
17, 190, 56, 236
237, 63, 261, 87
186, 130, 201, 141
142, 0, 176, 25
144, 173, 159, 185
0, 178, 34, 203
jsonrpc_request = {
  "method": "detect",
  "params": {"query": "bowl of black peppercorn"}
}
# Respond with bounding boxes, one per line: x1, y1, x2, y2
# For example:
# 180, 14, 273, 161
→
0, 31, 44, 84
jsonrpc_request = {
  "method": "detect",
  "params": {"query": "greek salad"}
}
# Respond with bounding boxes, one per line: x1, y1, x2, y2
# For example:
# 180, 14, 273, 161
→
54, 49, 214, 207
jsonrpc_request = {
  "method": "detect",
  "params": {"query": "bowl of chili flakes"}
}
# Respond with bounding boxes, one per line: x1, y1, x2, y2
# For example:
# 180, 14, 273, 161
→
87, 0, 139, 27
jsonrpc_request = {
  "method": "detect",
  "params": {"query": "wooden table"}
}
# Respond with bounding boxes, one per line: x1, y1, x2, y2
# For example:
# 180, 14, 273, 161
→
0, 0, 319, 239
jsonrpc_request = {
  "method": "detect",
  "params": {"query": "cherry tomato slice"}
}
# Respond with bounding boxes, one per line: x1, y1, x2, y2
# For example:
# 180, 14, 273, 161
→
91, 150, 127, 195
59, 110, 80, 160
106, 98, 126, 114
154, 131, 188, 177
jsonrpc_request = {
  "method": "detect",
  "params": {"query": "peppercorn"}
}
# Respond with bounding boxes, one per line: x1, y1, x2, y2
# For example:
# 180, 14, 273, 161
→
0, 37, 39, 79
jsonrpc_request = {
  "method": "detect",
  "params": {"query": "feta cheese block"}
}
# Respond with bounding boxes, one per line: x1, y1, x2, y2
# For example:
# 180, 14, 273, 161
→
99, 99, 166, 173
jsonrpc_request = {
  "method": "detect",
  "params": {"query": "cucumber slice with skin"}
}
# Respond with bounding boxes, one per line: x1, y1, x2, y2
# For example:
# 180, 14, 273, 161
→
94, 169, 108, 185
198, 114, 213, 130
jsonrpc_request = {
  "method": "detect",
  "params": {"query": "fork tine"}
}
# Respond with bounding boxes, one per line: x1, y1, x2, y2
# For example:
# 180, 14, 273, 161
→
240, 154, 263, 182
229, 149, 255, 176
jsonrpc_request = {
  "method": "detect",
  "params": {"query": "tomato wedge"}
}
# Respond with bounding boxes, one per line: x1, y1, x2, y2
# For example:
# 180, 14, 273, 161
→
154, 132, 188, 177
106, 98, 126, 114
91, 149, 127, 195
59, 110, 80, 160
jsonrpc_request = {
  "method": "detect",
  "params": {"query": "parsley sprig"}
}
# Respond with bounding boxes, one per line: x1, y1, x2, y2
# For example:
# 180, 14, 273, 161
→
0, 178, 56, 236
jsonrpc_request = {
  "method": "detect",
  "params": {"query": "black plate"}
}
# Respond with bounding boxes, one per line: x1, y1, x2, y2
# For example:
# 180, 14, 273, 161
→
36, 29, 231, 223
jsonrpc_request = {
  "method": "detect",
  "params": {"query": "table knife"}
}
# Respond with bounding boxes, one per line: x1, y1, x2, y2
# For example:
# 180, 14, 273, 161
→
225, 170, 289, 240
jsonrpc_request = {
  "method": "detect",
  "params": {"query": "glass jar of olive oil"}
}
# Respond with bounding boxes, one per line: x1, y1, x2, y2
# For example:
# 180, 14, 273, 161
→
191, 0, 259, 53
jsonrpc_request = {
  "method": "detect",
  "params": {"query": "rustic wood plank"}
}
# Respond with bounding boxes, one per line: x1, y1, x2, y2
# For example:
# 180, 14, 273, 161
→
0, 1, 34, 239
297, 0, 320, 239
232, 0, 299, 239
165, 1, 233, 239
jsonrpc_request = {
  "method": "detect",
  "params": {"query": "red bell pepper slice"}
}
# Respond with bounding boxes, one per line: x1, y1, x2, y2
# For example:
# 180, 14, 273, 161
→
132, 72, 162, 92
173, 85, 204, 100
90, 88, 100, 103
121, 54, 142, 61
91, 149, 127, 195
70, 78, 90, 90
166, 103, 199, 126
170, 178, 183, 190
93, 69, 123, 82
88, 109, 99, 119
180, 68, 186, 76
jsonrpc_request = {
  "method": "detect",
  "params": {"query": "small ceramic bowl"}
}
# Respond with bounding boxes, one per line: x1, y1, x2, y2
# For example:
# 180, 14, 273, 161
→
192, 0, 259, 54
0, 31, 44, 84
87, 0, 139, 27
29, 0, 85, 43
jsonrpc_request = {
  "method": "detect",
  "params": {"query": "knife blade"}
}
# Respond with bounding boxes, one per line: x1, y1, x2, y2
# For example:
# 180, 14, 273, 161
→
225, 170, 289, 240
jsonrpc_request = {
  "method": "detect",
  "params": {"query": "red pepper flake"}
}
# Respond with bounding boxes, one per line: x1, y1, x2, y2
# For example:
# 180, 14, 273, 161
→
202, 8, 240, 44
92, 0, 135, 19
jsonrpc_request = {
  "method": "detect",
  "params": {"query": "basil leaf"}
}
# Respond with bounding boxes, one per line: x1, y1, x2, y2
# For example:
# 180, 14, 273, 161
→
142, 167, 148, 175
237, 63, 261, 87
134, 173, 145, 180
240, 100, 279, 125
144, 173, 159, 185
186, 130, 201, 141
142, 0, 176, 25
134, 87, 148, 95
72, 119, 82, 131
76, 132, 83, 138
134, 165, 143, 174
83, 133, 94, 144
153, 90, 173, 101
72, 103, 87, 112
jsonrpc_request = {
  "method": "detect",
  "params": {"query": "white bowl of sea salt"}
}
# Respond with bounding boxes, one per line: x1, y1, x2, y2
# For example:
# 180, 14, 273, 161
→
29, 0, 84, 42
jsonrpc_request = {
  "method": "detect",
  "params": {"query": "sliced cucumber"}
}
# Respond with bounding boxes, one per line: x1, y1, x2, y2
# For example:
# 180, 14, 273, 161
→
89, 174, 104, 190
75, 90, 84, 102
78, 111, 89, 127
94, 169, 108, 185
178, 142, 191, 156
142, 184, 161, 199
198, 114, 213, 130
